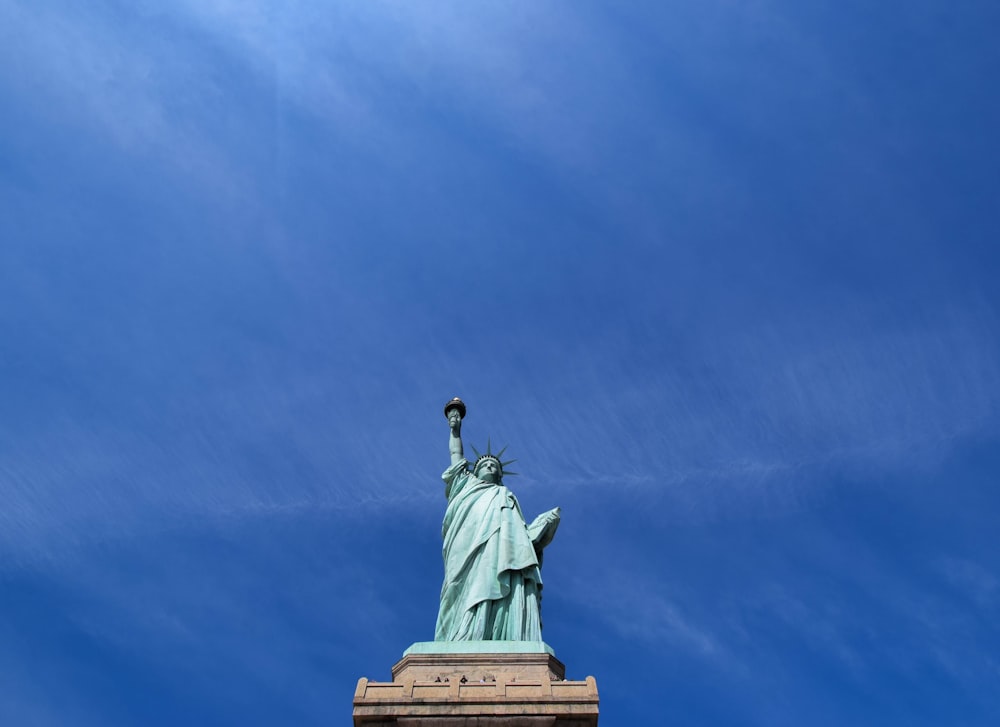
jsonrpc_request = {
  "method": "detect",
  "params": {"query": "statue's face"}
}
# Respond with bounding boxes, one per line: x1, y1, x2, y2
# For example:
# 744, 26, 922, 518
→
476, 459, 501, 484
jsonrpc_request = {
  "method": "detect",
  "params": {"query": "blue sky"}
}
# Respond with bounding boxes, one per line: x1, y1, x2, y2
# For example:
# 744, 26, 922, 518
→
2, 1, 999, 724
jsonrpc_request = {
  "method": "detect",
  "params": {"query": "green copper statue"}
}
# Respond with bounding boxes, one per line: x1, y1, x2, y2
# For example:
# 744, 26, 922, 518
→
435, 398, 561, 642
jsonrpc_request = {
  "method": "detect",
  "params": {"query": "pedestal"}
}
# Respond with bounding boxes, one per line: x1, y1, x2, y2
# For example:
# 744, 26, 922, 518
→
353, 642, 599, 726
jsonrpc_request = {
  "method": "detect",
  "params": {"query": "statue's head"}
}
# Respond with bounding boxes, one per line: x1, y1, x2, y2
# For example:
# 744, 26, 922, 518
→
474, 455, 503, 484
471, 439, 517, 484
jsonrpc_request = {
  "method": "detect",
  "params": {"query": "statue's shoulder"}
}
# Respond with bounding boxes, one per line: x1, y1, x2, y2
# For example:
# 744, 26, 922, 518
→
442, 458, 472, 482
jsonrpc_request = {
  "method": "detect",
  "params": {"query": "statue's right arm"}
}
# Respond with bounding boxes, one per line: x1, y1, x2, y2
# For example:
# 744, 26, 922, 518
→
449, 421, 464, 467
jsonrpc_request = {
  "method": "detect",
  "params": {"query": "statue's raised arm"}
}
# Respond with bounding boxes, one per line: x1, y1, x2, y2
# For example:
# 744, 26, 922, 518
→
444, 397, 466, 467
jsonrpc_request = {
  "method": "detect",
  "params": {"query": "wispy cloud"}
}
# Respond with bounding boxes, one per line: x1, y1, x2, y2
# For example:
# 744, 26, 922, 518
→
933, 556, 1000, 611
561, 557, 725, 662
469, 298, 1000, 523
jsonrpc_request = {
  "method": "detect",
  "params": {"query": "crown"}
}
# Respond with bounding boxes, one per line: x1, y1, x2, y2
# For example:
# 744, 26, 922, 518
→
470, 438, 518, 477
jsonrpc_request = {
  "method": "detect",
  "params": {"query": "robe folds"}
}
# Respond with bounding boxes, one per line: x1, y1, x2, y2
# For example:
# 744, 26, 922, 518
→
434, 459, 543, 641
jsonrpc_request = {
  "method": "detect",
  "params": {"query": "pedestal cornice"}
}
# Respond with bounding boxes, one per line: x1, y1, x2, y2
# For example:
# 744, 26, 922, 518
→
354, 646, 598, 726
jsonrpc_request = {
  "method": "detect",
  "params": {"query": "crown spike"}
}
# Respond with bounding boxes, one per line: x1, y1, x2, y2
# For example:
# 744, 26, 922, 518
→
470, 443, 481, 458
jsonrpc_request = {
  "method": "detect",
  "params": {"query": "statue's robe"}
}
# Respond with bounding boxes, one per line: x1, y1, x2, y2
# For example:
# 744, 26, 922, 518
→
434, 459, 543, 641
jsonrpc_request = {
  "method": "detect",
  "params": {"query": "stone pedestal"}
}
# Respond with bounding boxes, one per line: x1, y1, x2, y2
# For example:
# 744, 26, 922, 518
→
353, 642, 598, 726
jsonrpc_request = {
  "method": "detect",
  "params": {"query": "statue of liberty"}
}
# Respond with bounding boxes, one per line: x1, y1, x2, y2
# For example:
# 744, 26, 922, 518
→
435, 398, 561, 642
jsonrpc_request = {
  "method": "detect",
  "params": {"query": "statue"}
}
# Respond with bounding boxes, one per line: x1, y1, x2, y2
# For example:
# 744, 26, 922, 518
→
435, 398, 561, 642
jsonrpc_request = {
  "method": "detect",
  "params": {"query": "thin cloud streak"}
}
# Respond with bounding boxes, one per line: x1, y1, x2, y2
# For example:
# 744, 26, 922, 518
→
3, 289, 995, 565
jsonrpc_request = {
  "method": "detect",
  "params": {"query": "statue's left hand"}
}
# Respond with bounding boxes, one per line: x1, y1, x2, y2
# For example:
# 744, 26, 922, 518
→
527, 508, 561, 550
